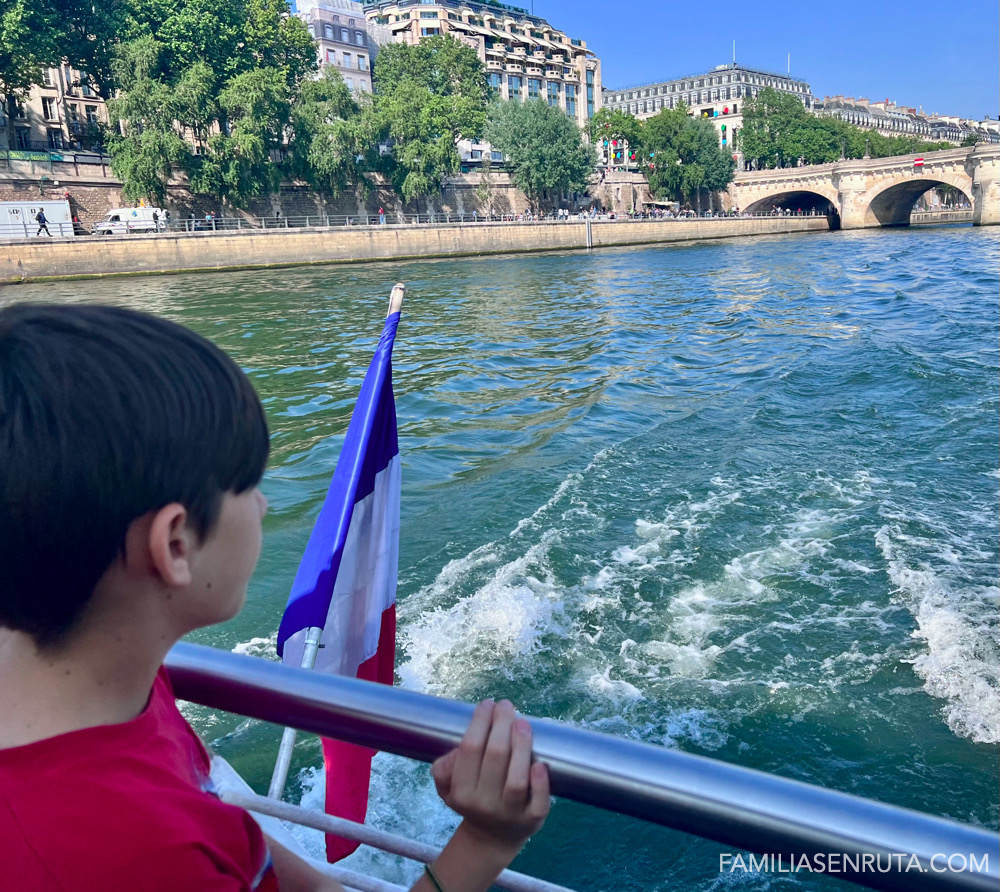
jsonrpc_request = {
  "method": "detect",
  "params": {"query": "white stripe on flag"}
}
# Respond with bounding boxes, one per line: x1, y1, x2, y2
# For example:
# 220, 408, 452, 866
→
282, 455, 401, 677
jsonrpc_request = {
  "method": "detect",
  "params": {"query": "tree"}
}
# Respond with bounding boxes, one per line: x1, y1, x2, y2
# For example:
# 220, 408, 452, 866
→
474, 152, 496, 217
105, 36, 191, 204
367, 35, 489, 205
485, 99, 595, 211
741, 86, 953, 169
588, 107, 642, 158
0, 0, 60, 149
643, 104, 734, 209
106, 0, 317, 206
287, 67, 364, 197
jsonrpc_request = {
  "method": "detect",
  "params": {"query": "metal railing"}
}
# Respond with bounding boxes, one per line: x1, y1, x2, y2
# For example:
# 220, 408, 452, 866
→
2, 210, 831, 241
166, 643, 999, 892
0, 220, 80, 239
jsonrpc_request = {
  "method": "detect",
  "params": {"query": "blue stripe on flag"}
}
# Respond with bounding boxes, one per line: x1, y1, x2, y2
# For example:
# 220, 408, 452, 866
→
277, 311, 401, 658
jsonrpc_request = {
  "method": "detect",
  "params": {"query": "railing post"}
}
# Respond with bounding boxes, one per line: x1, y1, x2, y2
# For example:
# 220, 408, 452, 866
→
267, 627, 324, 801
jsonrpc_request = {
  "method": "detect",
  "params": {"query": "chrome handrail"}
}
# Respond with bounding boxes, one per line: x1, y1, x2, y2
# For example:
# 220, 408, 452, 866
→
166, 643, 999, 892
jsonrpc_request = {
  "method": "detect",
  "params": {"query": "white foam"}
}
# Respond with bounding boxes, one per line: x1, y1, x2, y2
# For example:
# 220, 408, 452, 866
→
876, 525, 1000, 744
397, 535, 563, 697
232, 633, 278, 660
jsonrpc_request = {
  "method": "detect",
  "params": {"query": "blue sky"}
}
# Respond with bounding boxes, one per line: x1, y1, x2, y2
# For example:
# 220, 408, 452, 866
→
529, 0, 999, 120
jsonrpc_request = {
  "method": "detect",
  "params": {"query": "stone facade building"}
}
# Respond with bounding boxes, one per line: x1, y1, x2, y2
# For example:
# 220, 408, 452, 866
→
363, 0, 601, 129
0, 63, 109, 153
297, 0, 375, 94
815, 96, 1000, 145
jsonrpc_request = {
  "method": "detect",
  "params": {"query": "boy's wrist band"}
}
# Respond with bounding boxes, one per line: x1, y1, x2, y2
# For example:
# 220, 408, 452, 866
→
424, 863, 448, 892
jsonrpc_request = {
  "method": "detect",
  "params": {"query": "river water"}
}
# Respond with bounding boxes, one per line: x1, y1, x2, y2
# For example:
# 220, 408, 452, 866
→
6, 225, 998, 890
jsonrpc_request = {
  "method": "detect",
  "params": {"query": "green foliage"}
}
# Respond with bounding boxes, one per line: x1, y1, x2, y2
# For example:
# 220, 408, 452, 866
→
643, 104, 734, 206
740, 87, 952, 169
485, 99, 595, 209
106, 0, 317, 206
367, 35, 489, 204
588, 107, 643, 152
0, 0, 60, 146
105, 36, 191, 204
287, 67, 364, 197
960, 132, 978, 147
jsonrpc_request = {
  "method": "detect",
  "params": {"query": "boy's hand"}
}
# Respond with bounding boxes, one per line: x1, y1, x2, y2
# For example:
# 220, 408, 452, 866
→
431, 699, 550, 856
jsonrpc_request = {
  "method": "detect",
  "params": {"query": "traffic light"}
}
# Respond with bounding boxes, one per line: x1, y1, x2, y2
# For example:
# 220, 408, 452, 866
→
721, 123, 727, 145
629, 151, 636, 161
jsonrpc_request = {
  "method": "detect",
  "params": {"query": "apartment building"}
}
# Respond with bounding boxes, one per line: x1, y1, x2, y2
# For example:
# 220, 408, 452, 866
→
0, 63, 109, 153
297, 0, 375, 94
363, 0, 601, 129
815, 96, 1000, 145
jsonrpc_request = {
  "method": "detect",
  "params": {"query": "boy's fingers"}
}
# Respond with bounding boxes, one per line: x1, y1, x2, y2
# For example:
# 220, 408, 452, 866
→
478, 699, 516, 796
502, 717, 533, 807
450, 699, 495, 796
527, 761, 551, 820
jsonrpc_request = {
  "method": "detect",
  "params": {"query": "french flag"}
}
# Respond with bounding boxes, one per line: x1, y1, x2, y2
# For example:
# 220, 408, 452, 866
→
277, 285, 404, 862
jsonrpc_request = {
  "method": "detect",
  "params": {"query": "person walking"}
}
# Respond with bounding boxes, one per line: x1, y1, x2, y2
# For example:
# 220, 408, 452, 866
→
35, 209, 51, 237
378, 207, 386, 225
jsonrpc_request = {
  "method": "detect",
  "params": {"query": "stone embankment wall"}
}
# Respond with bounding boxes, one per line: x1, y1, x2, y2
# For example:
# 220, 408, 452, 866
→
1, 217, 828, 283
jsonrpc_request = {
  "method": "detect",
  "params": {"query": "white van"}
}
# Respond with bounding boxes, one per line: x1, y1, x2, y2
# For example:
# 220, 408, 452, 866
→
93, 207, 166, 235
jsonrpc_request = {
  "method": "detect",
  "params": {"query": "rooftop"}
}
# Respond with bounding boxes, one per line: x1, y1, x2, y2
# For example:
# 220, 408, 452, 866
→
605, 62, 811, 94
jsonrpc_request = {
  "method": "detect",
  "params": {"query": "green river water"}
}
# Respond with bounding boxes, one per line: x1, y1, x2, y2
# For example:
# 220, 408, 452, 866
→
5, 225, 998, 891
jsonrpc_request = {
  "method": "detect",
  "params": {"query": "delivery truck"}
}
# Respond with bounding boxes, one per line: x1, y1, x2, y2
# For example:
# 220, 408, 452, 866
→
0, 200, 75, 239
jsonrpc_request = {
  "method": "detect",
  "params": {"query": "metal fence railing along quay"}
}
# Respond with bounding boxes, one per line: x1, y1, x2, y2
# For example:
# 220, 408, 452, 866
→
166, 643, 999, 892
2, 210, 830, 241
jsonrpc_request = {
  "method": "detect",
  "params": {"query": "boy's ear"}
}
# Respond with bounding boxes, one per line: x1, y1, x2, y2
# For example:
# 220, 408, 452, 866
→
144, 503, 195, 588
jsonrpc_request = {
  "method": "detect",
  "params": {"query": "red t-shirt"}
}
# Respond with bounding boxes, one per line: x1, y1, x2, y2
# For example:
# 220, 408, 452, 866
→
0, 668, 280, 892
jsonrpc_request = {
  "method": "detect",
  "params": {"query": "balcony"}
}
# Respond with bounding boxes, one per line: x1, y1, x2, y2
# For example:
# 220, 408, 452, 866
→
526, 65, 543, 75
505, 62, 524, 72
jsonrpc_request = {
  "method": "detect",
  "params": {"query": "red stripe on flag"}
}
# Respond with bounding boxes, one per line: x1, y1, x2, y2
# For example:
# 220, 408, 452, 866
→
322, 604, 397, 862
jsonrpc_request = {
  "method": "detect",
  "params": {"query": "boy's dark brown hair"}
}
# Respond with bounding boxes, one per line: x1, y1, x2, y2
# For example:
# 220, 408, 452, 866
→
0, 303, 269, 648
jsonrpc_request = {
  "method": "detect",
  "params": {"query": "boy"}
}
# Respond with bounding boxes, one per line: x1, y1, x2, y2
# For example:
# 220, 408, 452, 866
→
0, 304, 549, 892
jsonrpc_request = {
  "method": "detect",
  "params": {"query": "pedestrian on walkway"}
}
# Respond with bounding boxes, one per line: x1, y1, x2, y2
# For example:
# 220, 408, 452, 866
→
378, 207, 386, 225
35, 209, 51, 236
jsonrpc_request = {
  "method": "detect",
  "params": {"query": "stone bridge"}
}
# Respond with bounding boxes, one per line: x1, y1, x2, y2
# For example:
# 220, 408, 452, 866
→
730, 145, 999, 229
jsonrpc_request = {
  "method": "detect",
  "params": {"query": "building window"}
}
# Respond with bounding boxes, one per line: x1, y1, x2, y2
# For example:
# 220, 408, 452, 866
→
341, 28, 349, 40
420, 27, 439, 35
420, 10, 438, 17
489, 72, 502, 90
323, 23, 334, 39
528, 78, 541, 100
308, 25, 315, 36
42, 69, 54, 87
48, 129, 64, 149
343, 52, 351, 67
85, 104, 98, 124
547, 82, 559, 107
355, 31, 364, 45
42, 97, 57, 119
327, 49, 336, 64
507, 75, 522, 99
358, 55, 367, 70
346, 76, 354, 89
15, 128, 30, 149
566, 84, 576, 116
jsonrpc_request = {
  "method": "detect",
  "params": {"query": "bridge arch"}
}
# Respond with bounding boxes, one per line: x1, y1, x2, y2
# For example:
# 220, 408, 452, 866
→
860, 173, 974, 227
742, 186, 840, 220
